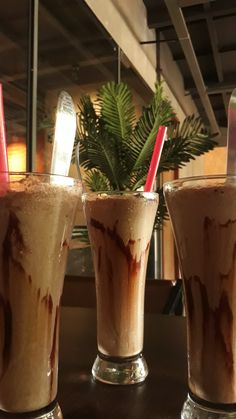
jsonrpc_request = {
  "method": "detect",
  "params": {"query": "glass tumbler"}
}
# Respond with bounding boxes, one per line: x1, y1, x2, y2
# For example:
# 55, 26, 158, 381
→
164, 175, 236, 419
83, 191, 158, 385
0, 172, 81, 417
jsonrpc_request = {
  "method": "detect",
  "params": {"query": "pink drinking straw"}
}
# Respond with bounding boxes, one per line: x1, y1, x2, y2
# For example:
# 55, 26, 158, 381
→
0, 84, 8, 184
144, 125, 167, 192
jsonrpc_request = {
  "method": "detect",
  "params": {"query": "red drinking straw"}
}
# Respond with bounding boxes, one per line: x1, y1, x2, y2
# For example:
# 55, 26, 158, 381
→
144, 125, 167, 192
0, 84, 8, 181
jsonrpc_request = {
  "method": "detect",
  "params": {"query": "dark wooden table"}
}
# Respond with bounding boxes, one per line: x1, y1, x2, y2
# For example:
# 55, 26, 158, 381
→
58, 308, 188, 419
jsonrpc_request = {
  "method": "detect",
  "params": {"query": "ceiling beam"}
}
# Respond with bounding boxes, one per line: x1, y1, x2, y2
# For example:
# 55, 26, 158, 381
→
186, 81, 236, 95
1, 82, 27, 108
219, 44, 236, 54
164, 0, 220, 134
0, 30, 28, 111
173, 48, 212, 61
0, 26, 73, 110
173, 46, 236, 61
178, 0, 213, 7
1, 55, 117, 84
40, 2, 115, 82
204, 2, 228, 113
147, 4, 236, 29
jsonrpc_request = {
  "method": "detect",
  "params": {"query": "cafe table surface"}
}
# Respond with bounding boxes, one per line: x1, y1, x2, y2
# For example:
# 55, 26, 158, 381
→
58, 307, 188, 419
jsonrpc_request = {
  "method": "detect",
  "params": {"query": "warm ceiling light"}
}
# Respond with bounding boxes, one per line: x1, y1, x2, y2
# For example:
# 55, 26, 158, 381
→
7, 141, 26, 172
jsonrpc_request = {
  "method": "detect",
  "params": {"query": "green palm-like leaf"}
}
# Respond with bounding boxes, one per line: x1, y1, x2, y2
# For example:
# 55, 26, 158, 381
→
78, 95, 122, 189
99, 82, 135, 141
77, 94, 99, 139
80, 131, 121, 189
131, 84, 175, 170
78, 86, 136, 190
76, 81, 217, 224
159, 116, 217, 173
84, 169, 111, 191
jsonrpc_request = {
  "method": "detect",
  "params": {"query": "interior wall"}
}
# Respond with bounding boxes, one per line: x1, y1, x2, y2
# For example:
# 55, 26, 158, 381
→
84, 0, 157, 90
110, 0, 157, 67
84, 0, 198, 122
179, 146, 227, 178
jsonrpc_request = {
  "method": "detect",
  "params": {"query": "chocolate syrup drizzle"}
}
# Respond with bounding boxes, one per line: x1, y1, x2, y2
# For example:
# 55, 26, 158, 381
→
0, 294, 12, 379
184, 216, 236, 397
90, 217, 150, 340
50, 306, 59, 398
0, 211, 26, 376
2, 211, 26, 290
185, 276, 233, 375
0, 210, 58, 397
90, 218, 143, 278
42, 291, 53, 315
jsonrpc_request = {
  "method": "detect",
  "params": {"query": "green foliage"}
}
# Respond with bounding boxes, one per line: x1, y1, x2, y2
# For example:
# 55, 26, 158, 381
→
83, 169, 111, 191
99, 82, 136, 140
159, 115, 216, 174
77, 81, 217, 227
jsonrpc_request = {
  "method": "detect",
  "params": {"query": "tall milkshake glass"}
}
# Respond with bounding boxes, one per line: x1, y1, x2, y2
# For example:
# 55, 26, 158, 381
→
0, 172, 81, 417
83, 191, 158, 385
164, 175, 236, 419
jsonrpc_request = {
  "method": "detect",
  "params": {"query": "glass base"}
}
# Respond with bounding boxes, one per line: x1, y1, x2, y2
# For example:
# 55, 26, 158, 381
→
0, 401, 62, 418
92, 352, 148, 385
181, 394, 236, 419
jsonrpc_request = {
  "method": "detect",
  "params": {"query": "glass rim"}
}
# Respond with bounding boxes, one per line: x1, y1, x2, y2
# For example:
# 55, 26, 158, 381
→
82, 190, 158, 199
0, 171, 81, 182
163, 173, 234, 188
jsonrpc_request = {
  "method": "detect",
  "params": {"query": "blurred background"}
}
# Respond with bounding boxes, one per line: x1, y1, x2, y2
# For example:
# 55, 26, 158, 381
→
1, 0, 235, 279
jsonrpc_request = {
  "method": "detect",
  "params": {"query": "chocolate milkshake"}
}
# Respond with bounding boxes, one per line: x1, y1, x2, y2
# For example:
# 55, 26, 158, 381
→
83, 191, 158, 384
0, 173, 81, 414
164, 176, 236, 409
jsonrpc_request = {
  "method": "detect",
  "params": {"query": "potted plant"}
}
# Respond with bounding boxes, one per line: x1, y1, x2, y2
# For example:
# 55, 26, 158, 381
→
75, 81, 217, 228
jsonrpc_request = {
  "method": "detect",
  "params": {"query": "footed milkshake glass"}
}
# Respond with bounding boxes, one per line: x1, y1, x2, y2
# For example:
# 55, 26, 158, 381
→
0, 173, 81, 417
164, 175, 236, 419
83, 191, 158, 385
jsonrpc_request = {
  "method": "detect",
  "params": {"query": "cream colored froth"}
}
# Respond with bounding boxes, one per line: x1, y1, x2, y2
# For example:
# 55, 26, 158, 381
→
165, 182, 236, 404
84, 193, 158, 358
0, 181, 80, 413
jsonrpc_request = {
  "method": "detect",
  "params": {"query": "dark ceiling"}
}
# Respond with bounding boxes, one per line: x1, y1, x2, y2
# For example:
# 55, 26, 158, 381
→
143, 0, 236, 133
0, 0, 152, 140
2, 0, 235, 141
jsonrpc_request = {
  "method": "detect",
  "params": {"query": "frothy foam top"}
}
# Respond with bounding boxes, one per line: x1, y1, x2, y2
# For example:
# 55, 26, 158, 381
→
0, 174, 81, 196
83, 191, 158, 203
